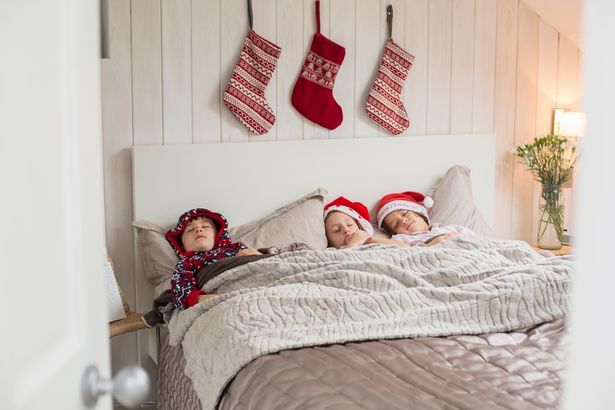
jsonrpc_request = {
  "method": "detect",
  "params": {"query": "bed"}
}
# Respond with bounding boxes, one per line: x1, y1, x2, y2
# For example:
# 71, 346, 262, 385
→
132, 134, 572, 410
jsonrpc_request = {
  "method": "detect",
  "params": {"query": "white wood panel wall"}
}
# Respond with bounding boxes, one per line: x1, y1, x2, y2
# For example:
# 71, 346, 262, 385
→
101, 0, 581, 395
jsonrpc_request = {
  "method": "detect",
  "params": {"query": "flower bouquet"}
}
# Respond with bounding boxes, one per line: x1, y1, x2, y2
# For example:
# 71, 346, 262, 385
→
515, 134, 576, 249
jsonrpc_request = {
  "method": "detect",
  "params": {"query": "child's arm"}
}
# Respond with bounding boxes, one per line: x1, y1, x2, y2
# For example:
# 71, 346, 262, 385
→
366, 236, 410, 248
170, 258, 205, 310
237, 248, 262, 256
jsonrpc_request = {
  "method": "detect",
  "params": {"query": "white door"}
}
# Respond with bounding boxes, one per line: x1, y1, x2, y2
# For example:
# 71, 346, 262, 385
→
1, 0, 111, 409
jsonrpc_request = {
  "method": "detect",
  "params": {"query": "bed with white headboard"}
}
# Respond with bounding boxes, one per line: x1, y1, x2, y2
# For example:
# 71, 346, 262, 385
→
133, 134, 495, 315
131, 134, 570, 410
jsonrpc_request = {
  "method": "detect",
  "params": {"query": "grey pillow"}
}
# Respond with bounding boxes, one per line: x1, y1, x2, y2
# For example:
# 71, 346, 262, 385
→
428, 165, 494, 236
132, 220, 177, 288
229, 188, 328, 249
133, 188, 328, 288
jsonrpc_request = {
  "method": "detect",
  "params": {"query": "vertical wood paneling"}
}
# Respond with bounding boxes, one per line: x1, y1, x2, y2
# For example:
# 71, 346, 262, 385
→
161, 0, 192, 143
511, 2, 539, 242
329, 0, 356, 138
472, 0, 496, 133
493, 0, 518, 239
404, 0, 429, 135
277, 0, 304, 140
557, 35, 581, 110
450, 0, 475, 134
354, 0, 381, 138
251, 0, 278, 142
536, 21, 558, 135
101, 0, 137, 380
192, 0, 221, 143
303, 0, 330, 140
131, 0, 163, 145
220, 0, 249, 142
427, 0, 453, 134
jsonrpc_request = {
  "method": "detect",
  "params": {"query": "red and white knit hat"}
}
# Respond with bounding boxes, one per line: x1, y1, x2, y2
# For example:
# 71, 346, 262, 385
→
324, 196, 374, 235
376, 191, 434, 228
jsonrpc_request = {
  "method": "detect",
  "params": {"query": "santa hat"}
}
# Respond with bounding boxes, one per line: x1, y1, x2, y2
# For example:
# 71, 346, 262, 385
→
376, 191, 434, 228
324, 196, 374, 236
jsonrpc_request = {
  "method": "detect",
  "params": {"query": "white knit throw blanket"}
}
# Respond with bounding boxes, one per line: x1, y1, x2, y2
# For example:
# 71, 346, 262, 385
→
167, 236, 572, 410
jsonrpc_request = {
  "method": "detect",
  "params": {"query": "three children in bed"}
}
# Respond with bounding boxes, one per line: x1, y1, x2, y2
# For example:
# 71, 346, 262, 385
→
168, 192, 474, 310
324, 191, 474, 249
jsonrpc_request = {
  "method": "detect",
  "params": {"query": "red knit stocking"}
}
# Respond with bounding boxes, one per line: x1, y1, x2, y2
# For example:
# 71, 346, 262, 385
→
223, 30, 282, 135
291, 1, 345, 130
365, 7, 415, 135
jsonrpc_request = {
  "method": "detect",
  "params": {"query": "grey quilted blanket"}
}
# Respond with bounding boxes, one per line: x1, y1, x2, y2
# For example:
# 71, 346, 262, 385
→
167, 236, 572, 410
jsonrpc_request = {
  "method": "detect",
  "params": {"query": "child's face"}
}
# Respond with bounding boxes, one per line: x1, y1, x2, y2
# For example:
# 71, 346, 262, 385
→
181, 217, 218, 252
325, 211, 360, 249
383, 210, 429, 235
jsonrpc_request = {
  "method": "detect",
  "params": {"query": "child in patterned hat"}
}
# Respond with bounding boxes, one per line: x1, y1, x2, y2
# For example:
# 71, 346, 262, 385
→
324, 196, 408, 249
166, 208, 261, 310
376, 191, 475, 246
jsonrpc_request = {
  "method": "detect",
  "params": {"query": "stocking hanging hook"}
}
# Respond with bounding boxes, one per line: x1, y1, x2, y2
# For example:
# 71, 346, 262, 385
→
386, 5, 393, 38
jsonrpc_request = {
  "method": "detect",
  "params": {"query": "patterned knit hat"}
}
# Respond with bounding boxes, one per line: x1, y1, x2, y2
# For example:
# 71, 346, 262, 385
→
166, 208, 229, 257
376, 191, 433, 228
324, 196, 374, 235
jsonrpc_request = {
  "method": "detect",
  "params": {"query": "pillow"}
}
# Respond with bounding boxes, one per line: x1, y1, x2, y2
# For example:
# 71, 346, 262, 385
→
133, 188, 328, 288
427, 165, 494, 236
229, 188, 328, 249
132, 220, 177, 288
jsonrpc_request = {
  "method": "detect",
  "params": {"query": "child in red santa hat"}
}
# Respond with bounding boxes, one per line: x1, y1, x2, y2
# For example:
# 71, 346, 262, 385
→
324, 196, 408, 249
376, 191, 475, 246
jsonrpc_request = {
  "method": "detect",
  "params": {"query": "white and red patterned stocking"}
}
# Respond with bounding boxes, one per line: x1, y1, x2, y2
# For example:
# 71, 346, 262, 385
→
223, 2, 281, 135
365, 6, 415, 135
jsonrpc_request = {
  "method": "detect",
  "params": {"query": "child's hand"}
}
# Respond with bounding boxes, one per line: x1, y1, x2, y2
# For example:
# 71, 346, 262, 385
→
237, 248, 262, 257
344, 230, 370, 248
424, 232, 457, 247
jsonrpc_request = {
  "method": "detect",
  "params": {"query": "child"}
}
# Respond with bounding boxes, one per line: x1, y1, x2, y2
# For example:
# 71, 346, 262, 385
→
376, 191, 474, 246
324, 196, 408, 249
166, 208, 260, 310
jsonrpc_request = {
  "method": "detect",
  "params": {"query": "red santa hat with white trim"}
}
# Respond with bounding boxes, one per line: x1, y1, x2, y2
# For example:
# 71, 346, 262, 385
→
324, 196, 374, 236
376, 191, 434, 228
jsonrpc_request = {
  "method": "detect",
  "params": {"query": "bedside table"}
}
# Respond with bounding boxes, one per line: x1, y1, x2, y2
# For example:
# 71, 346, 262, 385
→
109, 311, 147, 337
531, 244, 573, 256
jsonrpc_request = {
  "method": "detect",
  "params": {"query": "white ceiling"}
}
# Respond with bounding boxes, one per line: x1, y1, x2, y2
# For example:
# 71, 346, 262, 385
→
523, 0, 583, 49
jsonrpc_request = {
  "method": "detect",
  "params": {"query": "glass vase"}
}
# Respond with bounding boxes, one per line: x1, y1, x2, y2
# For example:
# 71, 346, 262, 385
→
537, 184, 564, 250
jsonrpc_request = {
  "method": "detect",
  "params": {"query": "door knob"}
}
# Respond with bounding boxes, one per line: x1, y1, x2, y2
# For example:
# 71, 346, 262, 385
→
81, 364, 150, 408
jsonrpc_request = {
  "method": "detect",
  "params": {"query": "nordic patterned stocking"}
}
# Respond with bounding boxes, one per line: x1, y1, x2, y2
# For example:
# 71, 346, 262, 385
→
223, 30, 282, 135
365, 38, 415, 135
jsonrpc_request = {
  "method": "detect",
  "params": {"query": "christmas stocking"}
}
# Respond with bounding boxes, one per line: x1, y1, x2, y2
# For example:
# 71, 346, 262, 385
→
365, 6, 415, 135
223, 9, 282, 135
291, 0, 345, 130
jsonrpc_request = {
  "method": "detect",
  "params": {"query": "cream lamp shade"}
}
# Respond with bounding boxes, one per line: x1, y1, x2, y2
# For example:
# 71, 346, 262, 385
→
553, 109, 587, 137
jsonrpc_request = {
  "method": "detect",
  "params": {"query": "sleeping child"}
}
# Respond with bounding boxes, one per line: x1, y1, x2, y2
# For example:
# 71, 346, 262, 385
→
376, 191, 474, 246
166, 208, 261, 310
324, 196, 408, 249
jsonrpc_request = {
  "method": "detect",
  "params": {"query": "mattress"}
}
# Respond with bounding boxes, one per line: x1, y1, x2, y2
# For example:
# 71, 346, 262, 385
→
158, 319, 566, 410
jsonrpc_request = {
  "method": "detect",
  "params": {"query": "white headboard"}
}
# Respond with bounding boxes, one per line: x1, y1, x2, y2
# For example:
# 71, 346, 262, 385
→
133, 134, 495, 228
132, 134, 495, 360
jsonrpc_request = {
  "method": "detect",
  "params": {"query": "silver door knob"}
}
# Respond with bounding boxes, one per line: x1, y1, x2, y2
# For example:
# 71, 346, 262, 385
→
81, 364, 150, 408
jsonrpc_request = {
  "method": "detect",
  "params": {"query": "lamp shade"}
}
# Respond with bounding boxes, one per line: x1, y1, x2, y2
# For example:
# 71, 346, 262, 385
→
559, 111, 587, 137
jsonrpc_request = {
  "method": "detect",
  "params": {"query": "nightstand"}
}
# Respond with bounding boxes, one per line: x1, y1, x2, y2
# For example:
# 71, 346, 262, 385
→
109, 311, 147, 337
531, 244, 574, 256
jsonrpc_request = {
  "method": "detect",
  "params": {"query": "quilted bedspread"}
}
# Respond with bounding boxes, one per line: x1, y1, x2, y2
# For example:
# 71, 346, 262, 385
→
167, 236, 572, 410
